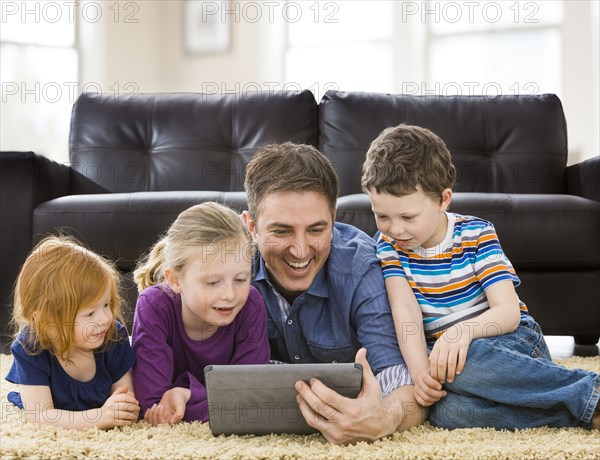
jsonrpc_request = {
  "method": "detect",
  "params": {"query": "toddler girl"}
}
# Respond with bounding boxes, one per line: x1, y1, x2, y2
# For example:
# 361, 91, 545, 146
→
132, 202, 270, 425
5, 236, 139, 429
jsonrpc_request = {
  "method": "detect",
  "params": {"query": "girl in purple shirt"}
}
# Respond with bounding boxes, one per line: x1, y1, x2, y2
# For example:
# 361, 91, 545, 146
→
132, 202, 270, 425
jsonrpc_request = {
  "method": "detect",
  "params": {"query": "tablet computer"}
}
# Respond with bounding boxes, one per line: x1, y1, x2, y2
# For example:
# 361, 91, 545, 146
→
204, 363, 363, 435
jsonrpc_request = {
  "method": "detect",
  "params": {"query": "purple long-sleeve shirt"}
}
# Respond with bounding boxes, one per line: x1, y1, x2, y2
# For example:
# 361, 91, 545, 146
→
132, 285, 270, 422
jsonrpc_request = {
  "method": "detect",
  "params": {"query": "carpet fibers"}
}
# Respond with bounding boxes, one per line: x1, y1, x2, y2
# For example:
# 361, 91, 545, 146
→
1, 354, 599, 460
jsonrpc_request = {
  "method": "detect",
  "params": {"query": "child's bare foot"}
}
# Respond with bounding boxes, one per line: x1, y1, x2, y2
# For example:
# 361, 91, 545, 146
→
593, 399, 600, 430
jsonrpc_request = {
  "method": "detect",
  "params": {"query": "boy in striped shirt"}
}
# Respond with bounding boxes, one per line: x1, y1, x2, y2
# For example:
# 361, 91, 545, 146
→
361, 124, 600, 430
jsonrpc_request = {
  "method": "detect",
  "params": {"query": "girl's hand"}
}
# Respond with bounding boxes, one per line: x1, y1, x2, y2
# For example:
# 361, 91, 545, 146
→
144, 403, 169, 426
429, 324, 472, 384
144, 387, 190, 426
99, 385, 140, 429
414, 368, 446, 407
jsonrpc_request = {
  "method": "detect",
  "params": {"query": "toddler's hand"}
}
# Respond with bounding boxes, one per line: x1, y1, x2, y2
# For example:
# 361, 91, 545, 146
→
99, 385, 140, 429
414, 368, 446, 407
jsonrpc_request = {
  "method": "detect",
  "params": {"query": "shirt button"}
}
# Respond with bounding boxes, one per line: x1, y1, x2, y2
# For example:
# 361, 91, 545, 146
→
287, 319, 293, 325
294, 355, 300, 360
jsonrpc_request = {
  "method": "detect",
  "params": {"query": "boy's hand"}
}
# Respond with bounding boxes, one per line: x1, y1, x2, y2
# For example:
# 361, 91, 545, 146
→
100, 385, 140, 429
414, 369, 446, 407
429, 324, 472, 384
144, 387, 190, 426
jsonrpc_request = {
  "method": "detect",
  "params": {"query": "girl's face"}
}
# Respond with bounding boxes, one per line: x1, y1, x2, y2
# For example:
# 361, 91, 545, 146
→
72, 286, 114, 352
166, 243, 252, 335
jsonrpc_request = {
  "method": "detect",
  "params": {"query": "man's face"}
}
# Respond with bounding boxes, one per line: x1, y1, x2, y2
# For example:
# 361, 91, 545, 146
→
243, 191, 334, 302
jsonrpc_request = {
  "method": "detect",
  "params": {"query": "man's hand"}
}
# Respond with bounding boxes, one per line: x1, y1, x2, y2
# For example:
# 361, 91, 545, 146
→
294, 348, 396, 444
144, 387, 190, 426
429, 324, 472, 384
413, 368, 446, 407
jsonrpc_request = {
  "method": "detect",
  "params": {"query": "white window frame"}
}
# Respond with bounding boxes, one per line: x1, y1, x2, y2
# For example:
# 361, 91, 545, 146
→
0, 2, 80, 163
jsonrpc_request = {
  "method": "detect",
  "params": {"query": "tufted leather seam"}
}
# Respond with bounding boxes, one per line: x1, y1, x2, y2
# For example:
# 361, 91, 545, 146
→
231, 98, 238, 190
480, 97, 497, 193
146, 95, 155, 191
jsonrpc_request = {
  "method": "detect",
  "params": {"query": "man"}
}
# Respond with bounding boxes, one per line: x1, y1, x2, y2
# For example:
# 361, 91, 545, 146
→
241, 142, 427, 444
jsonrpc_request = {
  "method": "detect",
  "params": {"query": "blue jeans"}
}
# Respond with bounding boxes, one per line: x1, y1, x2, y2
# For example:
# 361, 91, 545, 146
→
429, 316, 600, 429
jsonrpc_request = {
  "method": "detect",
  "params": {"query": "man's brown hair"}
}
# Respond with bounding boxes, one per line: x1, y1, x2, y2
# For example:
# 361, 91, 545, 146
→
244, 142, 339, 218
361, 124, 456, 200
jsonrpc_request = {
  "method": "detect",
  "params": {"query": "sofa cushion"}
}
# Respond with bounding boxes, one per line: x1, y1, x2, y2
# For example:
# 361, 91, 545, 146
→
70, 91, 318, 193
33, 191, 248, 270
320, 91, 568, 196
336, 193, 600, 270
35, 191, 600, 272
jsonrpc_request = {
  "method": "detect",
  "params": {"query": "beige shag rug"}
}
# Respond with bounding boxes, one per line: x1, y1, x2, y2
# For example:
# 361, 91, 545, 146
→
1, 354, 599, 460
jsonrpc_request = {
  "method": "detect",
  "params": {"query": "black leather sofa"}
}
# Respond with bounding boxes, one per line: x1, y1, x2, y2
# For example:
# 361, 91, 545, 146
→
2, 90, 599, 349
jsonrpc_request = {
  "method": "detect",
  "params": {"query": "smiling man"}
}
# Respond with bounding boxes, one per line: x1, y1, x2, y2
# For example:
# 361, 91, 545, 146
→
242, 142, 427, 444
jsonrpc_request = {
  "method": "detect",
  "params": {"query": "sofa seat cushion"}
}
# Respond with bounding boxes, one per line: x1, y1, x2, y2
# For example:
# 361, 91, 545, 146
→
336, 193, 600, 270
33, 191, 248, 270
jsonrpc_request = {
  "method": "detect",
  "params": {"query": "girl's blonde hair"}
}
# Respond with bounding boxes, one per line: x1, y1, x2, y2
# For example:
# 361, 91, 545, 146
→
12, 235, 125, 360
134, 202, 253, 292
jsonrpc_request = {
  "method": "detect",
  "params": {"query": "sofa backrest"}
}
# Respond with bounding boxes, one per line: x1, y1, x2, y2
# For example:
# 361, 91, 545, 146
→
319, 91, 568, 196
69, 91, 318, 193
69, 90, 569, 197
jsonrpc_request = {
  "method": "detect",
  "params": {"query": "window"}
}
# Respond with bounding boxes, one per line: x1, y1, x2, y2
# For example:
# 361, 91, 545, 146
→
284, 0, 598, 162
426, 1, 564, 96
285, 1, 394, 99
285, 1, 564, 98
1, 2, 78, 162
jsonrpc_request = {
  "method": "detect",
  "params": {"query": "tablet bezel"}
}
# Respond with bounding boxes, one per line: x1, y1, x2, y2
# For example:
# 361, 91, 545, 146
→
204, 362, 363, 435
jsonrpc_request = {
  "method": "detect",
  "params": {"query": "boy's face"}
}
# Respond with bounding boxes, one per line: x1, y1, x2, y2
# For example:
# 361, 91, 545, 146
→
367, 187, 452, 249
242, 190, 334, 303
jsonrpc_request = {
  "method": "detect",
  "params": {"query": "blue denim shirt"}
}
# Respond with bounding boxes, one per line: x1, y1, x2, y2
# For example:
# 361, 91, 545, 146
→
252, 222, 406, 375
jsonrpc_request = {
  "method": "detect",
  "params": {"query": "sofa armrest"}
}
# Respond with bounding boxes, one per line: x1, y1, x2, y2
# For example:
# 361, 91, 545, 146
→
567, 156, 600, 202
0, 151, 71, 343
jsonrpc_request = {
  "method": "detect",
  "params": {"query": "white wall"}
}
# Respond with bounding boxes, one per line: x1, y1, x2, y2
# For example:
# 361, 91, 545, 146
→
159, 1, 286, 91
79, 1, 286, 95
561, 1, 599, 164
78, 0, 165, 93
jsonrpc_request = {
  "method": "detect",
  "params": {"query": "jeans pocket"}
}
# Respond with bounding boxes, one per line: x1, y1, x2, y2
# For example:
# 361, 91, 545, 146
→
531, 337, 551, 359
518, 317, 551, 359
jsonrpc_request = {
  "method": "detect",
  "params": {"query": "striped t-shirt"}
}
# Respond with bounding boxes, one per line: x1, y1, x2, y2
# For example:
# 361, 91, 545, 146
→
377, 213, 528, 347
